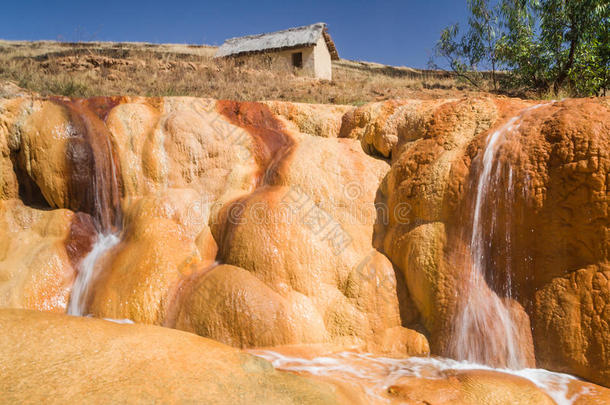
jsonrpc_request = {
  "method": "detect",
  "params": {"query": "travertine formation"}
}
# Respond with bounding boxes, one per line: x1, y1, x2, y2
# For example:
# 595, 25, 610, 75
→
0, 199, 94, 310
342, 97, 609, 384
0, 309, 352, 404
0, 95, 426, 356
0, 92, 608, 400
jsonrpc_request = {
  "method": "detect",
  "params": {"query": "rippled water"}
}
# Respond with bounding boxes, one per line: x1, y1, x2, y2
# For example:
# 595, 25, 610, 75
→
252, 350, 594, 405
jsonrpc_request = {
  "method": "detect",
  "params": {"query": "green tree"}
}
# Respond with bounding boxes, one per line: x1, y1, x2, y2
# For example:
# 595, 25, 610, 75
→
467, 0, 501, 89
434, 0, 610, 96
495, 0, 547, 91
570, 1, 610, 95
431, 0, 501, 89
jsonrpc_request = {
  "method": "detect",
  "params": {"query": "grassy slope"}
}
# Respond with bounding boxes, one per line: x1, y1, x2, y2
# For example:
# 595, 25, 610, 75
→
0, 40, 481, 104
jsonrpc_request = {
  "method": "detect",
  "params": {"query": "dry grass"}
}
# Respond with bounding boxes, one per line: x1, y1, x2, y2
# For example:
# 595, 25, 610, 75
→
0, 40, 483, 104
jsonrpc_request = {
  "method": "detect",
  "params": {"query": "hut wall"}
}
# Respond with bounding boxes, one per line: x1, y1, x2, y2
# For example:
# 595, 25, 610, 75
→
312, 35, 332, 80
235, 45, 328, 79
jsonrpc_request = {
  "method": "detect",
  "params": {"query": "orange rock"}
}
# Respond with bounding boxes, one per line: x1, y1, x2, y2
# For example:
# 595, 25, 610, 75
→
263, 100, 351, 138
174, 264, 328, 347
0, 309, 353, 404
206, 125, 425, 354
0, 199, 95, 311
358, 96, 609, 379
89, 188, 218, 323
534, 264, 610, 386
387, 370, 555, 405
1, 94, 608, 388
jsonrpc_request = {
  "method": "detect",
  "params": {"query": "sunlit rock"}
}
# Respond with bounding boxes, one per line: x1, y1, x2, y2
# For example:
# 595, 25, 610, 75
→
0, 309, 352, 404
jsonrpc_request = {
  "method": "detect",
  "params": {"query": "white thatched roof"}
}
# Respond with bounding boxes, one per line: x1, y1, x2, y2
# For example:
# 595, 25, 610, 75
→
216, 23, 339, 60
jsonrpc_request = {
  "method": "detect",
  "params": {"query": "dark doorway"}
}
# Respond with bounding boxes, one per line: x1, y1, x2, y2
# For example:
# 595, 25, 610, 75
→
292, 52, 303, 68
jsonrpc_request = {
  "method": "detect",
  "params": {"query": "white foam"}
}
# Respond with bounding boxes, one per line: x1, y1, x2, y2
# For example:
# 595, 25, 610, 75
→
102, 317, 135, 324
251, 351, 588, 405
67, 233, 120, 316
83, 314, 135, 324
453, 103, 551, 368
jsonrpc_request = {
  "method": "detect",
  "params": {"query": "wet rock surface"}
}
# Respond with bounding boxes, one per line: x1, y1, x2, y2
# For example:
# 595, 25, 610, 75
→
0, 93, 609, 401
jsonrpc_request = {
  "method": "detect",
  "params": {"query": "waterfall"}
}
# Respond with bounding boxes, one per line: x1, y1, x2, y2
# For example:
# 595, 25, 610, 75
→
67, 233, 120, 316
59, 98, 124, 316
54, 97, 123, 234
451, 104, 545, 369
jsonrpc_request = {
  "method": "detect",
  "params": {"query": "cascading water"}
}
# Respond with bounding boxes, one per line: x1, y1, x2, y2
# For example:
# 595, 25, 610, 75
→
61, 98, 124, 317
451, 104, 546, 368
60, 98, 123, 233
245, 103, 602, 404
67, 233, 120, 316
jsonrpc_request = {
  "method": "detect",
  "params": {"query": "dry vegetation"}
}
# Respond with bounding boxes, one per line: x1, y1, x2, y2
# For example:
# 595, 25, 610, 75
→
0, 40, 482, 104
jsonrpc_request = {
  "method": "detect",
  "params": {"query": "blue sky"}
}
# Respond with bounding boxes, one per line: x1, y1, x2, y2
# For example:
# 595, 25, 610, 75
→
0, 0, 470, 68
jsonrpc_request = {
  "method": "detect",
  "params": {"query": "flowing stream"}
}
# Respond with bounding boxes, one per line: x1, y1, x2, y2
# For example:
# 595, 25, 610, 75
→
251, 350, 591, 405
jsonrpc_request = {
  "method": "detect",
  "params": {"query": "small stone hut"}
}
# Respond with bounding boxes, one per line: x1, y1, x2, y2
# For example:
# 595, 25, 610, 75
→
216, 22, 339, 80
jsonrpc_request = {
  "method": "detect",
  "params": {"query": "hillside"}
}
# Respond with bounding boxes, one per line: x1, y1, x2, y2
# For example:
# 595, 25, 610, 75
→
0, 40, 478, 104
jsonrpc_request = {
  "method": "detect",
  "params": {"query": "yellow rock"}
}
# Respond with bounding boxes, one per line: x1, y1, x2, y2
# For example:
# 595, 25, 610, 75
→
2, 94, 608, 387
89, 188, 218, 324
263, 100, 352, 138
174, 264, 328, 347
208, 130, 426, 354
0, 309, 353, 404
1, 99, 74, 208
387, 370, 556, 405
0, 199, 95, 311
